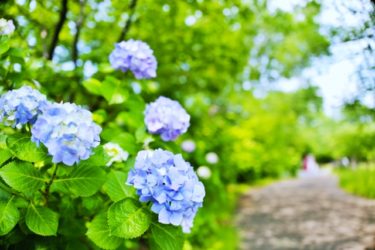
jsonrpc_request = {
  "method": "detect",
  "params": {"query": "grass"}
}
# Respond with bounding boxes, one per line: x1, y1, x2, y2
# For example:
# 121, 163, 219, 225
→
336, 163, 375, 199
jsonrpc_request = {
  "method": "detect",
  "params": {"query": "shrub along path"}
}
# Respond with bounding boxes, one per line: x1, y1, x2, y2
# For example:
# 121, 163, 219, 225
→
236, 176, 375, 250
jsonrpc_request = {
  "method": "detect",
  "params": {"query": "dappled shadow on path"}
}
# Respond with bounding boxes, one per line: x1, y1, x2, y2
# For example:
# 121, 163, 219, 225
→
236, 176, 375, 250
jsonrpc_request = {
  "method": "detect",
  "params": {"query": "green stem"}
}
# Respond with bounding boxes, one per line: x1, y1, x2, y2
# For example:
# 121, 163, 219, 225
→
44, 164, 59, 204
26, 123, 31, 133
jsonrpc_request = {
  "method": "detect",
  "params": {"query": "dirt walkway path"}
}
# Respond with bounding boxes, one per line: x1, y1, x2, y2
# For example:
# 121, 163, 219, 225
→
236, 176, 375, 250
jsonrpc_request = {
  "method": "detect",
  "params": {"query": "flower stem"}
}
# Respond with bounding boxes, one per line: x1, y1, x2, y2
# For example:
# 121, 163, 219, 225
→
44, 164, 58, 204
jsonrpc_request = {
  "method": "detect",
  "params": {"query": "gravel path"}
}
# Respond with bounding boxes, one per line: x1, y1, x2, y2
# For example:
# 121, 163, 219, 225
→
236, 176, 375, 250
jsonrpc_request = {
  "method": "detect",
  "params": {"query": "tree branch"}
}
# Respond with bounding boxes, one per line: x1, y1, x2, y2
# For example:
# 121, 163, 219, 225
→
72, 0, 86, 67
118, 0, 138, 42
47, 0, 68, 60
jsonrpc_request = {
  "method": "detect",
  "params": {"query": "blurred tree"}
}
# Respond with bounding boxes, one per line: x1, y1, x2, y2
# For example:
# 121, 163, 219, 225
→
0, 0, 332, 179
326, 0, 375, 106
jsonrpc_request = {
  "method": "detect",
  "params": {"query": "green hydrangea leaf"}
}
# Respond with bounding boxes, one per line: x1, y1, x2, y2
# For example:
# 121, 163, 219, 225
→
0, 182, 12, 200
82, 78, 102, 95
83, 77, 129, 105
81, 195, 103, 213
103, 170, 136, 202
107, 198, 151, 239
0, 149, 12, 166
79, 145, 110, 167
101, 128, 138, 154
101, 76, 129, 105
149, 223, 184, 250
52, 163, 106, 197
6, 134, 47, 163
86, 213, 123, 249
25, 205, 59, 236
0, 197, 20, 236
0, 161, 45, 196
0, 133, 8, 149
0, 40, 10, 55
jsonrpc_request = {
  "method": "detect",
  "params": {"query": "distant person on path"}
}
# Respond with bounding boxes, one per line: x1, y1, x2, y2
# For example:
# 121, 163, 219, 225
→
303, 155, 308, 170
299, 154, 329, 177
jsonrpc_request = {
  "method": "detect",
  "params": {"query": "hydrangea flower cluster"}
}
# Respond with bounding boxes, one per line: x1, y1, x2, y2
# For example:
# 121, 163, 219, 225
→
0, 18, 15, 35
144, 96, 190, 141
109, 39, 157, 79
103, 142, 129, 167
31, 102, 101, 166
127, 149, 205, 233
0, 86, 48, 129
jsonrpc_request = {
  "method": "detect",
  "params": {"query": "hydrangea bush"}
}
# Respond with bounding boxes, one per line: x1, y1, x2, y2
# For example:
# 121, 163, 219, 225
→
0, 29, 205, 250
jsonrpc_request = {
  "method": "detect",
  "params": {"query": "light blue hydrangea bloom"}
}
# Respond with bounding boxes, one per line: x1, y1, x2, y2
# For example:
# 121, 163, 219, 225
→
127, 149, 205, 233
0, 86, 48, 128
0, 18, 15, 35
144, 96, 190, 141
31, 102, 102, 166
109, 39, 157, 79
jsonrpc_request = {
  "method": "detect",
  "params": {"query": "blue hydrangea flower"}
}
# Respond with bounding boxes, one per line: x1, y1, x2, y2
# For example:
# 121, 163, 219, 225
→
144, 97, 190, 141
0, 86, 48, 128
31, 102, 102, 166
109, 39, 157, 79
127, 149, 205, 233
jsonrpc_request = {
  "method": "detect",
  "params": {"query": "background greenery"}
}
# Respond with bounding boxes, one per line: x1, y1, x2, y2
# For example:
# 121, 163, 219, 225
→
0, 0, 374, 249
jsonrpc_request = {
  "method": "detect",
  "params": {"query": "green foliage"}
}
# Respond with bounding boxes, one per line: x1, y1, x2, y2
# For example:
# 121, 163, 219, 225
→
103, 170, 136, 202
107, 198, 151, 239
0, 197, 20, 236
6, 134, 47, 163
86, 213, 123, 250
337, 164, 375, 199
52, 163, 106, 197
0, 148, 12, 166
332, 124, 375, 161
83, 77, 129, 105
25, 204, 59, 236
0, 161, 45, 196
149, 223, 184, 250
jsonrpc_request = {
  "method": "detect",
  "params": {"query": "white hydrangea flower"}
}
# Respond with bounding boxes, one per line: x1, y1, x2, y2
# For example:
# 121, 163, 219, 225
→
205, 152, 219, 164
0, 19, 15, 35
181, 139, 196, 153
103, 142, 129, 167
197, 166, 212, 180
